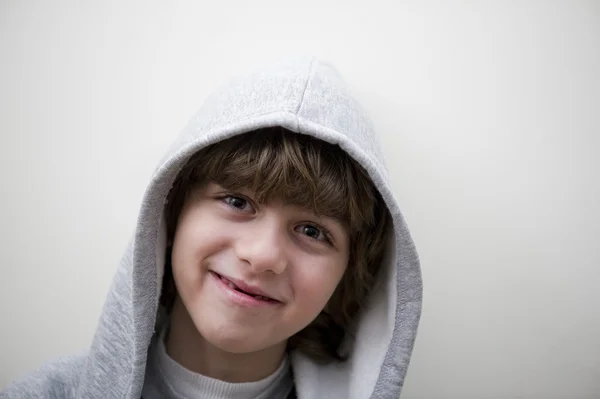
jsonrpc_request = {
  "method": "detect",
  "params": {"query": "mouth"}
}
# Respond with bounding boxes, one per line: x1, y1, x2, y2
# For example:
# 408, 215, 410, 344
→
210, 271, 280, 304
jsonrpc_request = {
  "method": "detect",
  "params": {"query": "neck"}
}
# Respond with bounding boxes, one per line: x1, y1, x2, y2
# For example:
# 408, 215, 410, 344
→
165, 296, 287, 383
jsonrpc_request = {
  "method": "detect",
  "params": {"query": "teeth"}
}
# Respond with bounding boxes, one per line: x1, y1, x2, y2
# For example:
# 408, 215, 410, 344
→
219, 275, 237, 290
218, 274, 272, 301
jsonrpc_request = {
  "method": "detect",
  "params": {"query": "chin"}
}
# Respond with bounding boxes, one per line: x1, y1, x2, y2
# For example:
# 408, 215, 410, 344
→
192, 313, 284, 354
204, 327, 280, 354
211, 337, 261, 354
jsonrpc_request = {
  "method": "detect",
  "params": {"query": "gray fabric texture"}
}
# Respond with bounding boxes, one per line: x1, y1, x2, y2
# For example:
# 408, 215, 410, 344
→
1, 57, 422, 399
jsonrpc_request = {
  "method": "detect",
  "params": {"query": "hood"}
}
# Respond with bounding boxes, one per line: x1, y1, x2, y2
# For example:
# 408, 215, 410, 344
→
77, 57, 422, 399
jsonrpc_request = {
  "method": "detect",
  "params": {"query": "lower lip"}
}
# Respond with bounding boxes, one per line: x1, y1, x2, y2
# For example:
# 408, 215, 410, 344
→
209, 271, 279, 308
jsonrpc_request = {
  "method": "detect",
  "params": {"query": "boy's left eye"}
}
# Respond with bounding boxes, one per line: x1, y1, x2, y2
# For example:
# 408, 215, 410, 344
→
295, 224, 330, 244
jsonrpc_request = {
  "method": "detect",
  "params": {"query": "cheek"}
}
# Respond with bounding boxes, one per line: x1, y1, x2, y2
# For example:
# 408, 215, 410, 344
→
170, 215, 223, 290
291, 256, 348, 313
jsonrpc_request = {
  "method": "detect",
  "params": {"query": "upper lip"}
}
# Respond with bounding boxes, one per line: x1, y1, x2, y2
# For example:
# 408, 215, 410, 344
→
214, 272, 280, 302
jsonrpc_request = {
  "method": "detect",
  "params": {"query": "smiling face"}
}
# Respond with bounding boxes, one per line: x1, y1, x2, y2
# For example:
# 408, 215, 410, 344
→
171, 182, 350, 355
163, 128, 389, 364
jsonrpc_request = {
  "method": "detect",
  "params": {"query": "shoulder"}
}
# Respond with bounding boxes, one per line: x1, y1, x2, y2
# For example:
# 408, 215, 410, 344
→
1, 354, 86, 399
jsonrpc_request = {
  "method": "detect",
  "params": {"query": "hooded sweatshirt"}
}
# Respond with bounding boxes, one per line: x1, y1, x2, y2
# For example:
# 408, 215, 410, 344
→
1, 57, 423, 399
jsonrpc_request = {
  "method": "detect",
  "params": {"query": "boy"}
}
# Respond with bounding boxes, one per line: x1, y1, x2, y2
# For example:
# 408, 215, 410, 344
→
1, 57, 422, 398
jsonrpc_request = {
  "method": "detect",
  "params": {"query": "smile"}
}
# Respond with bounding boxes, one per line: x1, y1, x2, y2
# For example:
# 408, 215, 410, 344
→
209, 271, 280, 307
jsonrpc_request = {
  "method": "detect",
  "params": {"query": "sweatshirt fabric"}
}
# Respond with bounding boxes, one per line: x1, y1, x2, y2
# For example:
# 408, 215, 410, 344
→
1, 57, 423, 399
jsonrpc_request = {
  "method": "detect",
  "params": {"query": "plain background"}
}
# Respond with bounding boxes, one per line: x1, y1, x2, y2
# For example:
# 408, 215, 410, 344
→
1, 1, 599, 398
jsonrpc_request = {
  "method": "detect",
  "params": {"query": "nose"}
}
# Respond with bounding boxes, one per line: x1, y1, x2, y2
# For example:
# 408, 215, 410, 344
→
235, 217, 289, 275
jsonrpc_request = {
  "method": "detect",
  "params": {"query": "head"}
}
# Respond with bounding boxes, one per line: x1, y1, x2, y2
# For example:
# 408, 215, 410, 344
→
161, 126, 390, 362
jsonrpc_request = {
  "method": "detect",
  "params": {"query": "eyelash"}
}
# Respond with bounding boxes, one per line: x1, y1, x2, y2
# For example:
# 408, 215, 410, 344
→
218, 194, 334, 245
295, 223, 334, 245
220, 194, 254, 213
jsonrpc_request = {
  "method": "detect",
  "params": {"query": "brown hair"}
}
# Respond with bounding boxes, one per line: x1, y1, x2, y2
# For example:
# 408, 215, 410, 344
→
162, 127, 390, 362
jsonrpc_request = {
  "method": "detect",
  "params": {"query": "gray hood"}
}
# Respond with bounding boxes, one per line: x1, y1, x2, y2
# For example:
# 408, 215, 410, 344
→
2, 57, 422, 399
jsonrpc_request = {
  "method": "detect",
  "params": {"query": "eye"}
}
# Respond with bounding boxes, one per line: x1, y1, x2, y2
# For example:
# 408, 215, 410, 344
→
221, 195, 254, 212
295, 224, 332, 244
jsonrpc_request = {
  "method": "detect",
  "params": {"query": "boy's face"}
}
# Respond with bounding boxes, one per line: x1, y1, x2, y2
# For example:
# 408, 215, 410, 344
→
170, 182, 350, 355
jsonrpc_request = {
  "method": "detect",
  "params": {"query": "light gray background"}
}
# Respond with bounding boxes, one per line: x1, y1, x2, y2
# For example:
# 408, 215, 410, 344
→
1, 1, 599, 398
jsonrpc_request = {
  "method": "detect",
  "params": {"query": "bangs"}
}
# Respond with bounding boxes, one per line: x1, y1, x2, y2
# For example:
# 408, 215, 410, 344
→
185, 128, 378, 233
